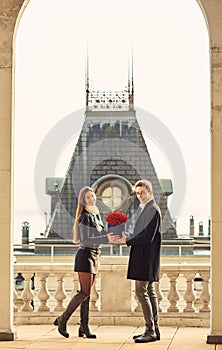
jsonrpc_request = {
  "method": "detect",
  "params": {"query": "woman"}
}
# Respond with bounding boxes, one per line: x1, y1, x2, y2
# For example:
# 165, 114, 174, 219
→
54, 186, 118, 339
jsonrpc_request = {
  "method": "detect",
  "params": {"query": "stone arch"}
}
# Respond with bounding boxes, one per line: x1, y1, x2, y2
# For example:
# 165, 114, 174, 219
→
0, 0, 221, 343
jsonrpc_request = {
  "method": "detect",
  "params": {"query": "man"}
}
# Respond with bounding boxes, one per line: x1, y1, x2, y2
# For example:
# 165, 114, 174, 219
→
120, 179, 162, 343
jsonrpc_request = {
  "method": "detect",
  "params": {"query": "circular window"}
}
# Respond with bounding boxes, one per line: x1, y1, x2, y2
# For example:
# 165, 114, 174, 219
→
93, 175, 133, 214
101, 186, 122, 210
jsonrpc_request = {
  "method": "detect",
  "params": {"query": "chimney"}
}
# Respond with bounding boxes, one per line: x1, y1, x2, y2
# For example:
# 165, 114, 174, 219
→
21, 221, 30, 245
208, 218, 211, 236
189, 215, 194, 236
198, 221, 204, 236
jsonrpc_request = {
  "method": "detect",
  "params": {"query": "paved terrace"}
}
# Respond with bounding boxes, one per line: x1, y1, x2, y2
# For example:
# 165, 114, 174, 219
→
0, 325, 221, 350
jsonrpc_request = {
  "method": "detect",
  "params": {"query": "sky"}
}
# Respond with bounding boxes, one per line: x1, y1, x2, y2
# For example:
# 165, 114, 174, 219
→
14, 0, 210, 243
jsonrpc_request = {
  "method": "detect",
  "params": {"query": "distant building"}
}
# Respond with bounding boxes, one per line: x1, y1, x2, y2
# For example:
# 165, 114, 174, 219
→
44, 56, 176, 241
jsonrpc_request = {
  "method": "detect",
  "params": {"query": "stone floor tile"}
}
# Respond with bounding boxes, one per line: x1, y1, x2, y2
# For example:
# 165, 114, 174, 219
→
169, 345, 215, 350
122, 344, 171, 350
15, 325, 54, 340
169, 336, 215, 350
0, 341, 32, 349
73, 344, 123, 350
26, 341, 78, 350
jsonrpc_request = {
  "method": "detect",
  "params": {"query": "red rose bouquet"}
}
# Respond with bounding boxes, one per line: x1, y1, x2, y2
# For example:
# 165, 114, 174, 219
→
106, 212, 128, 236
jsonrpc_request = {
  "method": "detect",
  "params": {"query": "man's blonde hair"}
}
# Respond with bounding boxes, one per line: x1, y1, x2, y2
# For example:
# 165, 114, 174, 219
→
134, 179, 153, 192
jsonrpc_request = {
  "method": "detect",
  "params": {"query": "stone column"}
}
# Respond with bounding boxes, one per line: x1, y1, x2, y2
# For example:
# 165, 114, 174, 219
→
207, 49, 222, 342
0, 0, 27, 341
199, 0, 222, 344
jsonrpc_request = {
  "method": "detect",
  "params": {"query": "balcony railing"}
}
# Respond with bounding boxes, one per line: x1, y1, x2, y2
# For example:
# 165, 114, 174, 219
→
13, 260, 210, 327
14, 243, 210, 263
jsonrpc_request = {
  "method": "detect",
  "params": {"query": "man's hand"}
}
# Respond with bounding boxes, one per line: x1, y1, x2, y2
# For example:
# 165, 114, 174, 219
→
117, 231, 128, 244
107, 232, 128, 244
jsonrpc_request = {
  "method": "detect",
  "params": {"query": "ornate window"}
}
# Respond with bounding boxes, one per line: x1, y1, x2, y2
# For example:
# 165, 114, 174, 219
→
101, 186, 122, 210
93, 175, 133, 214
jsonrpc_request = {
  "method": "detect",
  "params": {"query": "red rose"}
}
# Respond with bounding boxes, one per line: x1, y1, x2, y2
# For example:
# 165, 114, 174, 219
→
105, 212, 128, 225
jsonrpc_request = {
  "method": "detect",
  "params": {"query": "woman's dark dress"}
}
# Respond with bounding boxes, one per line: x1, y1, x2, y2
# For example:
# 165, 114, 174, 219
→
74, 210, 108, 274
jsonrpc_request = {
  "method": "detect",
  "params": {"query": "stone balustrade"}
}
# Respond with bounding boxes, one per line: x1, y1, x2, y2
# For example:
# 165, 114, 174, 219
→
13, 261, 210, 327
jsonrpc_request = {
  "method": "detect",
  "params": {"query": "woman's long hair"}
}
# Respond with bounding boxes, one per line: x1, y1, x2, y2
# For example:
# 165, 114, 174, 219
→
73, 186, 94, 243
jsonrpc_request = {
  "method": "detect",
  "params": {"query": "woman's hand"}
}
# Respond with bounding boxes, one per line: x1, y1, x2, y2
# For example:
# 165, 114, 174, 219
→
107, 233, 120, 243
107, 232, 128, 244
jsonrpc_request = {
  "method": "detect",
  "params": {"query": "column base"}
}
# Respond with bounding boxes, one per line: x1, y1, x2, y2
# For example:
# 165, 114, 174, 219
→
0, 330, 17, 341
207, 334, 222, 344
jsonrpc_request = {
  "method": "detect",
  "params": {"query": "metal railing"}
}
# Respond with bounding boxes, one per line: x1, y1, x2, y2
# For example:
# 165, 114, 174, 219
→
13, 243, 211, 263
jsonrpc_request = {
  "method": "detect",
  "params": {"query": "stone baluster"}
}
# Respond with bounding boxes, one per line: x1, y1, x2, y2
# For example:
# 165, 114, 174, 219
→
199, 272, 210, 312
167, 272, 179, 312
21, 273, 34, 312
37, 273, 50, 312
54, 273, 67, 312
183, 273, 196, 312
13, 272, 18, 312
90, 275, 99, 311
155, 281, 163, 313
13, 290, 18, 312
70, 272, 79, 298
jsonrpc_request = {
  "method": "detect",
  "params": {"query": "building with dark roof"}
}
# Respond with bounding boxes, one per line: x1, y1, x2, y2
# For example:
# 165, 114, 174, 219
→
44, 56, 176, 241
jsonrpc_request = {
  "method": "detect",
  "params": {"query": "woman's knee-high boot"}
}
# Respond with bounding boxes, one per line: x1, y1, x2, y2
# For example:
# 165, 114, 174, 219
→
54, 290, 88, 338
78, 296, 96, 338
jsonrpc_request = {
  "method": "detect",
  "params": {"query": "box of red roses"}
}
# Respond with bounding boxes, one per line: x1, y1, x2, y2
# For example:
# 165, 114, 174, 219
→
106, 212, 128, 237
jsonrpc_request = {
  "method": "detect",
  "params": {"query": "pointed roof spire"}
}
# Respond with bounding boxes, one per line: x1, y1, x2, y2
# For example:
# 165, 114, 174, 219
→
85, 44, 89, 108
128, 54, 131, 95
129, 45, 134, 109
131, 45, 134, 100
86, 44, 134, 111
